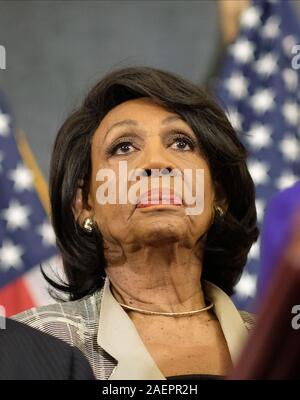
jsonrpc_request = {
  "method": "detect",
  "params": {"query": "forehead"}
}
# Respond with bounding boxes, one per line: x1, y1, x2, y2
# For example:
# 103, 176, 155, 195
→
98, 98, 178, 130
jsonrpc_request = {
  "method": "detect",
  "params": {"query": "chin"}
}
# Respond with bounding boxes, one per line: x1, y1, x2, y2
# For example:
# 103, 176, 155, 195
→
135, 221, 186, 246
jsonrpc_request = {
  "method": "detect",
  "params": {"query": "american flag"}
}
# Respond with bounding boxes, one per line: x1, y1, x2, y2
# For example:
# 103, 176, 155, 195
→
216, 0, 300, 311
0, 91, 58, 317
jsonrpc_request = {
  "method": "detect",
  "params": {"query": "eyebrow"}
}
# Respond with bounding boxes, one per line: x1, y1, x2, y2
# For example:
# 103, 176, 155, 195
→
105, 115, 183, 138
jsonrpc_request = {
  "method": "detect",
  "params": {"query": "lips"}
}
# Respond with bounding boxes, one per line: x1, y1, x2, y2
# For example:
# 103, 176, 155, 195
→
137, 188, 182, 208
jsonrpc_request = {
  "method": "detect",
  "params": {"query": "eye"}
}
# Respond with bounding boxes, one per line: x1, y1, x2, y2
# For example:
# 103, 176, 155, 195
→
170, 135, 195, 151
108, 141, 135, 156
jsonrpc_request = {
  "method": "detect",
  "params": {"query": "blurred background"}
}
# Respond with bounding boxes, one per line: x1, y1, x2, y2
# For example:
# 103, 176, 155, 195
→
1, 0, 300, 315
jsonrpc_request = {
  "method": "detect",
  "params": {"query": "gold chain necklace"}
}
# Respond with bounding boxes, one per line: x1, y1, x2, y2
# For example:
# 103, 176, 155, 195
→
117, 301, 214, 317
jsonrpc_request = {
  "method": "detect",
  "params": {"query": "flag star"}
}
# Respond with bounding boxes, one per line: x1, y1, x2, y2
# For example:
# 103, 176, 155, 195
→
1, 200, 31, 231
282, 69, 298, 92
235, 272, 257, 299
224, 73, 249, 99
279, 135, 300, 161
37, 222, 56, 247
261, 16, 280, 39
246, 123, 272, 150
247, 159, 270, 185
0, 111, 10, 136
226, 108, 243, 131
283, 35, 298, 56
240, 6, 261, 29
254, 53, 278, 77
230, 38, 255, 64
250, 89, 275, 114
0, 240, 24, 271
255, 198, 266, 222
0, 151, 4, 173
282, 102, 299, 126
276, 170, 299, 190
8, 163, 34, 192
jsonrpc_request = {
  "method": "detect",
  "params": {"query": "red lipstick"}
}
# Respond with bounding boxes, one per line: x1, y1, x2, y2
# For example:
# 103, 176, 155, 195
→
137, 188, 182, 208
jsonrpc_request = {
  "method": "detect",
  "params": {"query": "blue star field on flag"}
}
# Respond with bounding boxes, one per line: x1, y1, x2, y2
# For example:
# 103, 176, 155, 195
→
216, 0, 300, 311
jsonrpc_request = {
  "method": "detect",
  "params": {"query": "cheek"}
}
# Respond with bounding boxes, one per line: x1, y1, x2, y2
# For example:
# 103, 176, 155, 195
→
203, 168, 215, 216
204, 174, 215, 208
189, 166, 215, 233
191, 160, 215, 210
89, 160, 125, 230
93, 201, 133, 239
188, 198, 214, 242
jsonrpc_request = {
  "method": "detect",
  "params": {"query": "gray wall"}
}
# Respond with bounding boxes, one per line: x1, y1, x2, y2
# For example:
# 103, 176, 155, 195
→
0, 0, 220, 178
2, 0, 300, 179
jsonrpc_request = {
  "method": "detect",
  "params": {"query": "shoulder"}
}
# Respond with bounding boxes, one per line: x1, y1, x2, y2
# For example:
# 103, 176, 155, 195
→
11, 288, 116, 380
11, 289, 103, 348
238, 310, 256, 331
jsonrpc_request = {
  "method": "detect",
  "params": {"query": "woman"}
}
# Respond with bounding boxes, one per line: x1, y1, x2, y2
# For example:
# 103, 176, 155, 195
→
13, 66, 258, 380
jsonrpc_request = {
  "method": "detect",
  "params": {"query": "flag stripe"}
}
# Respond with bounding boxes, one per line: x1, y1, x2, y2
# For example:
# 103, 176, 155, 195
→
23, 262, 56, 307
0, 277, 35, 317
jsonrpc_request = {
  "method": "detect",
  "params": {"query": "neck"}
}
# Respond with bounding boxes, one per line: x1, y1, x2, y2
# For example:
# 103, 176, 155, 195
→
105, 242, 207, 315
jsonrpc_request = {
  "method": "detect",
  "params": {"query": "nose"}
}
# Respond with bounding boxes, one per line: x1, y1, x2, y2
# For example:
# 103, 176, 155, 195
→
143, 167, 172, 177
137, 136, 176, 177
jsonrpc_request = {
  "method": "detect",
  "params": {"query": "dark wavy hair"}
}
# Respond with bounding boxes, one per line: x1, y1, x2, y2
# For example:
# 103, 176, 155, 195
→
45, 66, 259, 300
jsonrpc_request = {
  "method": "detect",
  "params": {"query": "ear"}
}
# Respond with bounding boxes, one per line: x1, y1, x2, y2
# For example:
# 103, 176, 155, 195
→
72, 185, 93, 226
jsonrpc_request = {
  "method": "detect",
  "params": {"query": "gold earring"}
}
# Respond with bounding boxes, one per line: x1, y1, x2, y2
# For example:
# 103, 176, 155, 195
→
83, 217, 94, 233
214, 206, 224, 218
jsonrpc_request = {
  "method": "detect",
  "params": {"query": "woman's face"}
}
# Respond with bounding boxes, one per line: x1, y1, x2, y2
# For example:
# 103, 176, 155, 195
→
86, 98, 216, 251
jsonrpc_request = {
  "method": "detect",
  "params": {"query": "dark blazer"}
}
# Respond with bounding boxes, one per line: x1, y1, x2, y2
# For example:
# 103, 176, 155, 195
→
0, 318, 95, 380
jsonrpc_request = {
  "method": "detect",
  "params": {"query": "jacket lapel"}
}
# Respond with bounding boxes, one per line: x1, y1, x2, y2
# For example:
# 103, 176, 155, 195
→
203, 281, 248, 363
97, 277, 165, 380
